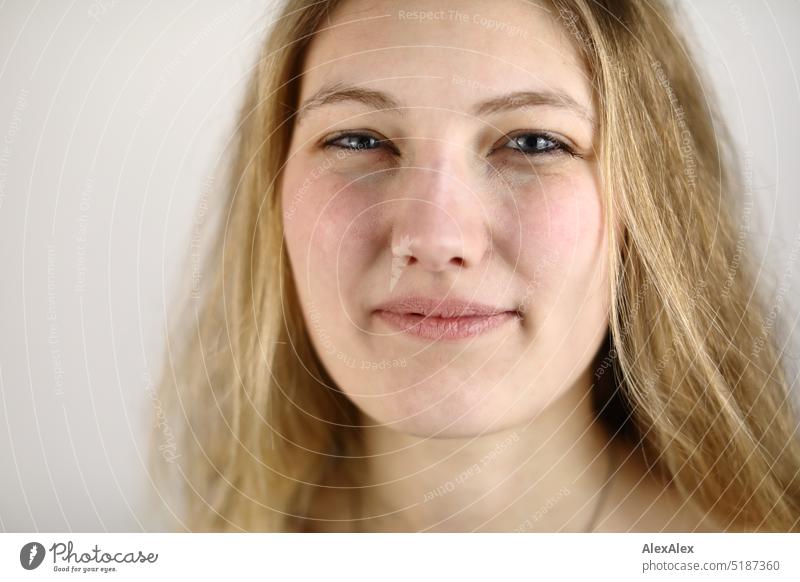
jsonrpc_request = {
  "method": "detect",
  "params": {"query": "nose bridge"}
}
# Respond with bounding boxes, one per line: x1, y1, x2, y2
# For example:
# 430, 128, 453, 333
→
390, 145, 488, 273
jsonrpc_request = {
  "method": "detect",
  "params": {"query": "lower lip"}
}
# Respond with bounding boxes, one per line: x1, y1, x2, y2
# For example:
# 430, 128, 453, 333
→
375, 310, 519, 340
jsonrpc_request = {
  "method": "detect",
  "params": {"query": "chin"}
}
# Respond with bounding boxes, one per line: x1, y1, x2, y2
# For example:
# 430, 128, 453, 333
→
354, 387, 531, 439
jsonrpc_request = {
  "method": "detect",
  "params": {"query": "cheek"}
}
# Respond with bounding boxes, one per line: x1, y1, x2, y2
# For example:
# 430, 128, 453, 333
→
508, 173, 606, 296
282, 160, 383, 298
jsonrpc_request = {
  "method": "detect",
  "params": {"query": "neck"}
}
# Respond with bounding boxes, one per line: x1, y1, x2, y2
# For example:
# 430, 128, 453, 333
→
352, 370, 618, 532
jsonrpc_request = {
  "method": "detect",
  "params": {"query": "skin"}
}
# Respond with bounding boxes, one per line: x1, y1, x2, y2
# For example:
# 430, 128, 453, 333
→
280, 0, 714, 531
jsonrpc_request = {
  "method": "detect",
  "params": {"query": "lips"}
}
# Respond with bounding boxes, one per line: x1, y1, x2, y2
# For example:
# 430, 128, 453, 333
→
373, 296, 521, 340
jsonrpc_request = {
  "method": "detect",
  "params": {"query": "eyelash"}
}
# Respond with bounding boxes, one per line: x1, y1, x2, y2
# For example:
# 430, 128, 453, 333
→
321, 130, 580, 159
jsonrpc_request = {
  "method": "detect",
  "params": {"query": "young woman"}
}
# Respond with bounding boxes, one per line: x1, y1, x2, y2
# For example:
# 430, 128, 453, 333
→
153, 0, 800, 532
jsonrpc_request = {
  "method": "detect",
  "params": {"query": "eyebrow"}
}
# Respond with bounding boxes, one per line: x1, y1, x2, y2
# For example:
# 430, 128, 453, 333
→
296, 81, 594, 125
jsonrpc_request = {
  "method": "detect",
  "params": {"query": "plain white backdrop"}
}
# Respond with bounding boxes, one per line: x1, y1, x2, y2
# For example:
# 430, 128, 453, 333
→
1, 0, 799, 532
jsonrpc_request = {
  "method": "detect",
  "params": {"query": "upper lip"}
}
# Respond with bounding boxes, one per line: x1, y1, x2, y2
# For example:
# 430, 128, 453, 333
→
373, 295, 519, 318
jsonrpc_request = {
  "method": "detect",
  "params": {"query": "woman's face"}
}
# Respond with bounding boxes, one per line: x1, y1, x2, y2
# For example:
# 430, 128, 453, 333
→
281, 0, 611, 437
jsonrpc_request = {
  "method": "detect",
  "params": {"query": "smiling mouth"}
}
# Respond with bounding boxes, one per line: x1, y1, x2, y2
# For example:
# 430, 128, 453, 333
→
374, 310, 521, 341
371, 295, 522, 341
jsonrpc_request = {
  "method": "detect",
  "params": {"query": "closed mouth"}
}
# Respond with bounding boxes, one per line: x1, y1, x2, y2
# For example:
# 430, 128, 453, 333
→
372, 295, 521, 340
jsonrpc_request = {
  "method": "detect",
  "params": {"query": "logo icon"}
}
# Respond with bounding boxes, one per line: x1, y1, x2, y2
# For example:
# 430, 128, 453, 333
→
20, 542, 46, 570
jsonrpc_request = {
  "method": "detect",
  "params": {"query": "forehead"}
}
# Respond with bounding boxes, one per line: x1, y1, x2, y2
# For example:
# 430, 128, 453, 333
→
298, 0, 592, 112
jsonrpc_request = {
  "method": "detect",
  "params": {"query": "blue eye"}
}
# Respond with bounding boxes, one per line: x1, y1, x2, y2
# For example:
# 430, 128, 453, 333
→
323, 132, 393, 153
322, 131, 578, 158
501, 132, 575, 157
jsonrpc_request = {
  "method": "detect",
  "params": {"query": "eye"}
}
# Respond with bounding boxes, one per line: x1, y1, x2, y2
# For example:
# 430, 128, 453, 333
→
322, 131, 398, 154
498, 131, 579, 158
321, 130, 580, 159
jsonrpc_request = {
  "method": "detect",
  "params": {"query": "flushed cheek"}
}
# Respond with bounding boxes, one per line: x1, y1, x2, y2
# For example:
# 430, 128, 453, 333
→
507, 174, 605, 299
284, 168, 383, 296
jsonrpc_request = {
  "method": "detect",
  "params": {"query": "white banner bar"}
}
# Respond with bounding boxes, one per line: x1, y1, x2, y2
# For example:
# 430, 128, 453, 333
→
1, 533, 798, 581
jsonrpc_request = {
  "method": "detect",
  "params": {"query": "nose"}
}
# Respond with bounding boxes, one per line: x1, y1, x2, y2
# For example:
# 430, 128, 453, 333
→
390, 162, 489, 273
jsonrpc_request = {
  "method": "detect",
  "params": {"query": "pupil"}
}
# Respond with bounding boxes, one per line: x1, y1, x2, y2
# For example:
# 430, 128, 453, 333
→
523, 135, 551, 151
351, 136, 374, 149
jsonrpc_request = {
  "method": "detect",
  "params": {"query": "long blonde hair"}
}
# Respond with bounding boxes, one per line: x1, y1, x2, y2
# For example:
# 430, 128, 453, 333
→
151, 0, 800, 532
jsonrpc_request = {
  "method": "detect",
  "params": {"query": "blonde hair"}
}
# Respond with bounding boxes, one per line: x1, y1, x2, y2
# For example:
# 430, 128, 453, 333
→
152, 0, 800, 532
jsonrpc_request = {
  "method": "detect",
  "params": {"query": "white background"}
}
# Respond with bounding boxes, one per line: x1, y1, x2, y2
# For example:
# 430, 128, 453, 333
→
0, 0, 798, 532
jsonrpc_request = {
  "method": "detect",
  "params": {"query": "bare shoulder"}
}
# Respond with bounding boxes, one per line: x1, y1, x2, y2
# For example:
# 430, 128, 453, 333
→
594, 439, 722, 532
